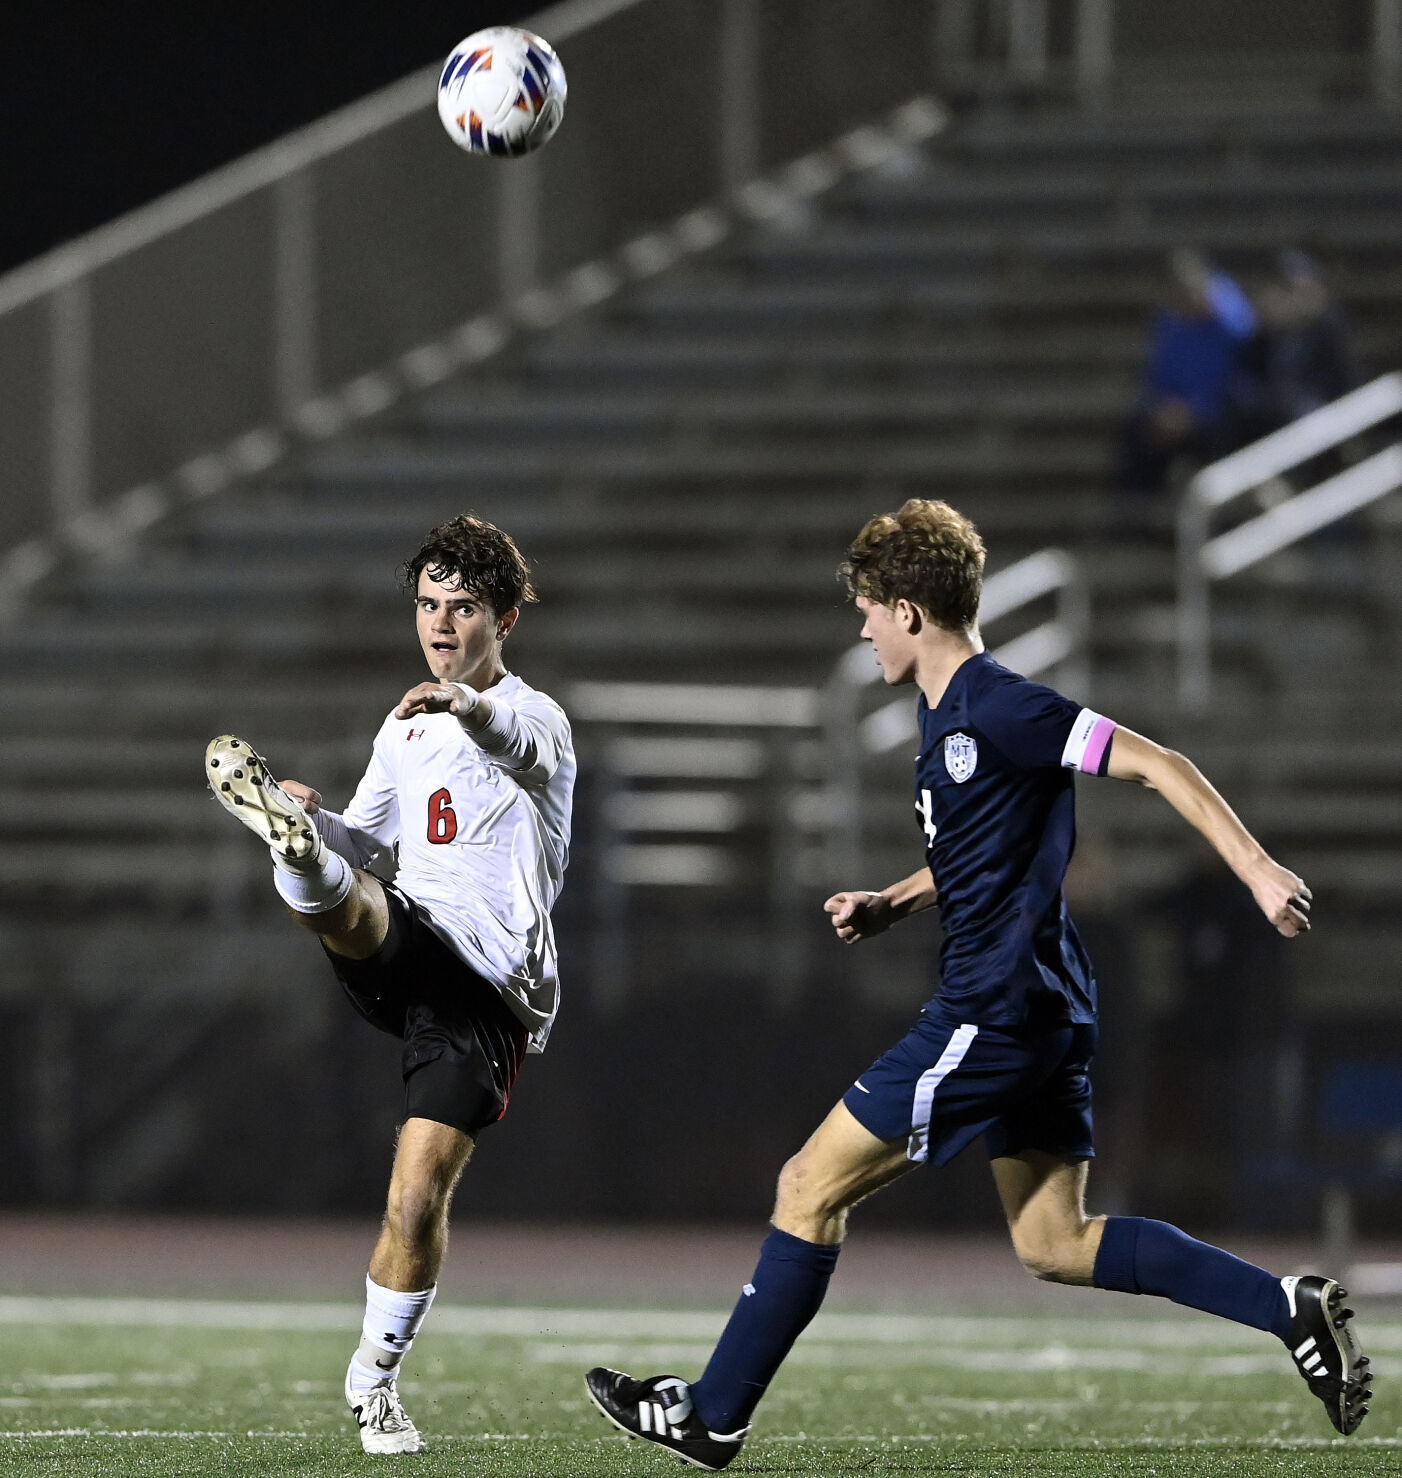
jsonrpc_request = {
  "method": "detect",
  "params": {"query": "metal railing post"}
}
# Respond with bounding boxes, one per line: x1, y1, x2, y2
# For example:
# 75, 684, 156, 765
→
1075, 0, 1114, 110
1374, 0, 1402, 109
498, 155, 542, 306
33, 996, 78, 1204
590, 750, 631, 1013
933, 0, 977, 89
274, 169, 317, 420
1008, 0, 1050, 82
50, 277, 92, 528
823, 644, 873, 886
766, 730, 805, 1009
1056, 554, 1092, 699
1177, 483, 1212, 715
719, 0, 761, 193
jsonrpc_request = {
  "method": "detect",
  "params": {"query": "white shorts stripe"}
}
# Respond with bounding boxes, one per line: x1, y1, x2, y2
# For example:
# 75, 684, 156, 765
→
907, 1024, 980, 1163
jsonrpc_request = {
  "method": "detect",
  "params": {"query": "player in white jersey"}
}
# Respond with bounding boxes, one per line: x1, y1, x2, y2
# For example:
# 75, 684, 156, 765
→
205, 514, 574, 1455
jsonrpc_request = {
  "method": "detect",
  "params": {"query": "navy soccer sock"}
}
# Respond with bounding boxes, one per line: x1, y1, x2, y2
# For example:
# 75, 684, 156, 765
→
1093, 1216, 1290, 1340
689, 1228, 841, 1433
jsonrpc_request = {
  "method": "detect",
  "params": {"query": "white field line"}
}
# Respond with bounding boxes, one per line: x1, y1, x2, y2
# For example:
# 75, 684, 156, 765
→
526, 1340, 1400, 1378
3, 1297, 1401, 1351
0, 1429, 1398, 1448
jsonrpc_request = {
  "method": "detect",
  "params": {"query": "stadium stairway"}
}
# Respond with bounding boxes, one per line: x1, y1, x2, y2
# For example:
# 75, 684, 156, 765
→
3, 97, 1402, 1002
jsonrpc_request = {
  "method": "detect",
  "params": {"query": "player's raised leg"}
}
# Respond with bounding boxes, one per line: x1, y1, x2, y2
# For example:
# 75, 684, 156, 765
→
207, 516, 572, 1460
344, 1117, 474, 1455
205, 735, 388, 956
992, 1150, 1372, 1434
586, 1102, 912, 1470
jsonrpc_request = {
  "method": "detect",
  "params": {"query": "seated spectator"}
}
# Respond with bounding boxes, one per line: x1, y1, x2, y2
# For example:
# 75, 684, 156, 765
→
1254, 249, 1360, 428
1115, 249, 1259, 499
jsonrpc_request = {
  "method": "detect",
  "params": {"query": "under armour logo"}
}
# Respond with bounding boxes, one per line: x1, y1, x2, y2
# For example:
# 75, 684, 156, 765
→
406, 728, 425, 741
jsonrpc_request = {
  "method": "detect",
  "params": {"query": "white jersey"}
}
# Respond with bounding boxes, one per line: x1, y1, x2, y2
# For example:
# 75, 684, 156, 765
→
322, 672, 574, 1051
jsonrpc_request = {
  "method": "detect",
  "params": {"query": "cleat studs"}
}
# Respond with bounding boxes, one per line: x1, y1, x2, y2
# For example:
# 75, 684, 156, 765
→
233, 795, 244, 805
231, 740, 240, 748
220, 782, 230, 792
269, 830, 280, 840
250, 775, 262, 786
210, 758, 219, 768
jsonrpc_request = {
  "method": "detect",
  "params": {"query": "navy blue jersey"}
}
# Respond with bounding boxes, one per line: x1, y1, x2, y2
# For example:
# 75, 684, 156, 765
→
914, 653, 1116, 1028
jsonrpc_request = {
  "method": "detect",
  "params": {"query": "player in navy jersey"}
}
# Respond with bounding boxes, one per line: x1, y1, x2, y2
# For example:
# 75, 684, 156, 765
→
586, 499, 1370, 1468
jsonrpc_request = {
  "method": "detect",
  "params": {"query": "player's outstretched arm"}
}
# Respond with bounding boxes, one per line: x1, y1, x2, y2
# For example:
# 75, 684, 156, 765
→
825, 868, 938, 944
396, 682, 487, 723
1104, 726, 1311, 938
397, 681, 519, 757
395, 680, 567, 784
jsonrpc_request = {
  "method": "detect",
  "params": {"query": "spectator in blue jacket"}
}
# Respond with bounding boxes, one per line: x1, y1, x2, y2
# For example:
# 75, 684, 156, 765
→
1115, 250, 1259, 500
1255, 250, 1359, 427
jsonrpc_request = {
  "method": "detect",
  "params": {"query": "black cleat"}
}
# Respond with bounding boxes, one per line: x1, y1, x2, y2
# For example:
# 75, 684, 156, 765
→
584, 1367, 748, 1471
1283, 1275, 1372, 1434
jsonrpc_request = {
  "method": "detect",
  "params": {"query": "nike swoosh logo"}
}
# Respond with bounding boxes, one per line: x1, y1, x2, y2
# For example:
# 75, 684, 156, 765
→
853, 1081, 871, 1093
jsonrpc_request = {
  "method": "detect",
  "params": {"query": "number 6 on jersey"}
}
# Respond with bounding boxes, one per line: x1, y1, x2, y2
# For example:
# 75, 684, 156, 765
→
427, 788, 458, 844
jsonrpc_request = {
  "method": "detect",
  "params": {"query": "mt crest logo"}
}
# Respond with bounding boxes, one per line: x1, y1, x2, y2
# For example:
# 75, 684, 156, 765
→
944, 732, 978, 783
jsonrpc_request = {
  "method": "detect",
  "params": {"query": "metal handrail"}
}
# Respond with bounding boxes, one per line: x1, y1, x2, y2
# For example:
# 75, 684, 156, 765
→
0, 0, 650, 321
570, 546, 1090, 912
0, 0, 654, 619
823, 548, 1088, 886
0, 0, 948, 623
935, 0, 1401, 108
1177, 372, 1402, 712
846, 548, 1089, 756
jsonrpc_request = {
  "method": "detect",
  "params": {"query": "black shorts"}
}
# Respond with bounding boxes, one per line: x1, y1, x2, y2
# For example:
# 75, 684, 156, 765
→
326, 883, 529, 1137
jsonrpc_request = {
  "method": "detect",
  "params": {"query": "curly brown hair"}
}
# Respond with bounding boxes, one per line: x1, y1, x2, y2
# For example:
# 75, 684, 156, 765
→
401, 514, 538, 615
840, 499, 985, 631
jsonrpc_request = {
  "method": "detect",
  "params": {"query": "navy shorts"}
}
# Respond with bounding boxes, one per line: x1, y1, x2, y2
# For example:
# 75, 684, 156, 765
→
326, 883, 529, 1138
842, 1004, 1097, 1167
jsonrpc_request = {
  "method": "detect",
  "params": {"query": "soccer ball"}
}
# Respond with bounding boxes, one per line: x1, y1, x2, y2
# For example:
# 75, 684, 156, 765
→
437, 27, 567, 158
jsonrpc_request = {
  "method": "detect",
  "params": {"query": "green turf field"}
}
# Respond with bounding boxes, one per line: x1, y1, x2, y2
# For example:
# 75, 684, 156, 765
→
0, 1297, 1395, 1476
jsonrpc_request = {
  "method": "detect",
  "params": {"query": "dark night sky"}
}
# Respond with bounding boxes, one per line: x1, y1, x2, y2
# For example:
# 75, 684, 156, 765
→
0, 2, 534, 274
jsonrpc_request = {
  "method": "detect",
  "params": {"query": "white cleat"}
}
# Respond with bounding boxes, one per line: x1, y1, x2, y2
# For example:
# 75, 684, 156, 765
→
345, 1369, 425, 1456
205, 735, 323, 867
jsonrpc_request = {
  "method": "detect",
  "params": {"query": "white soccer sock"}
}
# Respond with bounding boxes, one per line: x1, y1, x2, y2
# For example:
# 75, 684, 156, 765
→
346, 1277, 437, 1391
272, 849, 352, 914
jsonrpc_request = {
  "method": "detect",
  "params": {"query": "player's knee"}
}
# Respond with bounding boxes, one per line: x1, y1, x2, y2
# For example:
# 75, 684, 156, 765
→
385, 1173, 449, 1245
1012, 1229, 1082, 1284
773, 1151, 839, 1223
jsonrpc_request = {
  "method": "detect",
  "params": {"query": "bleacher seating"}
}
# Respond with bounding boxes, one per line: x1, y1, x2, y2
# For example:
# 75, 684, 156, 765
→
4, 97, 1402, 995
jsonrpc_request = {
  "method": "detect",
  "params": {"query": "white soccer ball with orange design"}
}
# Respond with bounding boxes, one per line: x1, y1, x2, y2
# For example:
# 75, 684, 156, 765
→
436, 26, 567, 158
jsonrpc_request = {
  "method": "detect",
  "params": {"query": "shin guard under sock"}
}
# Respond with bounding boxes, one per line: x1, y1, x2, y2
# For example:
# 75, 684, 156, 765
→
689, 1228, 841, 1433
1093, 1216, 1290, 1339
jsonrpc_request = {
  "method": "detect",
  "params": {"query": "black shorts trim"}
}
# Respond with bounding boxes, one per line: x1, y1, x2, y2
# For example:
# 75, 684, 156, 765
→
326, 882, 529, 1137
